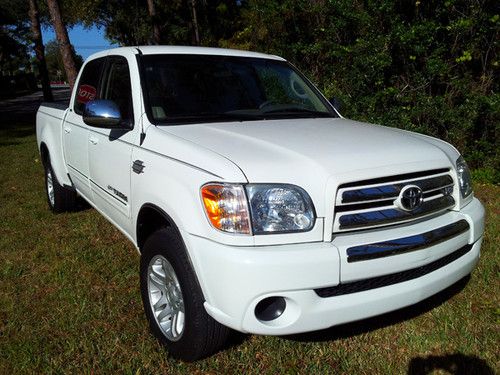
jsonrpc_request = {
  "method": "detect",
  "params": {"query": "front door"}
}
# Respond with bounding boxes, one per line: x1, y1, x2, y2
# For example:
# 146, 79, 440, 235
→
88, 56, 135, 232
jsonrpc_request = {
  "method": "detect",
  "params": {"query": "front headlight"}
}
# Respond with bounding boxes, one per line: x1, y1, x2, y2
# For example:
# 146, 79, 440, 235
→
456, 156, 473, 199
200, 183, 316, 235
246, 184, 315, 234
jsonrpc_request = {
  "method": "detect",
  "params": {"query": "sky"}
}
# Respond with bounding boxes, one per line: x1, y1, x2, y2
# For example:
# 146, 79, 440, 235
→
41, 24, 114, 59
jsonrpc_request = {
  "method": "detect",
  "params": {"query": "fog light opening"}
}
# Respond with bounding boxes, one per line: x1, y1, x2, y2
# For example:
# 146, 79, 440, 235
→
255, 296, 286, 322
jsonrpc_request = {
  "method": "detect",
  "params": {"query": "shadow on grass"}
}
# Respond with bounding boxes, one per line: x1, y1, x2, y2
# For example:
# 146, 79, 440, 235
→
0, 140, 21, 147
408, 353, 495, 375
226, 330, 251, 349
0, 123, 35, 143
73, 196, 92, 212
283, 275, 471, 343
0, 101, 38, 139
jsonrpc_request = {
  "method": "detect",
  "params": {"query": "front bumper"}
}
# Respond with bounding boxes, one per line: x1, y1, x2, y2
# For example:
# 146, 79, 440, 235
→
182, 197, 484, 335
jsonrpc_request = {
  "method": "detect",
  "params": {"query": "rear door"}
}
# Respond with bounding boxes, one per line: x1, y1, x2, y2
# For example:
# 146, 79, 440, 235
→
88, 55, 136, 232
63, 57, 105, 201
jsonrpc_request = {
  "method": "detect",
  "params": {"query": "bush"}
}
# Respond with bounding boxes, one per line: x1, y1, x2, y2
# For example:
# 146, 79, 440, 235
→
223, 0, 499, 182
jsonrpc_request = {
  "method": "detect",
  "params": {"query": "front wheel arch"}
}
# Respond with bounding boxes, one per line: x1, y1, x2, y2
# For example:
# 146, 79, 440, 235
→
136, 203, 182, 250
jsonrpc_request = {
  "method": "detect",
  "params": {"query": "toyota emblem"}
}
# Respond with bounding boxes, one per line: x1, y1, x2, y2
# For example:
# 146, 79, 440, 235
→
395, 185, 424, 211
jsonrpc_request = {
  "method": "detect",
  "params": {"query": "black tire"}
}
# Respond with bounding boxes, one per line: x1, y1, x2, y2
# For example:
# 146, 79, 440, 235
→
44, 157, 77, 213
140, 228, 230, 361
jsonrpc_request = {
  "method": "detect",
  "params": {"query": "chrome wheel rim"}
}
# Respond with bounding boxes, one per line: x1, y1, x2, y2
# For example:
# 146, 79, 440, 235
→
147, 255, 185, 341
46, 169, 55, 207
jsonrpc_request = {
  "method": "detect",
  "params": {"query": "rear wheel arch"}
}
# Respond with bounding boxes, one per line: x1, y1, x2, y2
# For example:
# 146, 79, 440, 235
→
43, 150, 76, 213
40, 142, 50, 168
39, 142, 69, 188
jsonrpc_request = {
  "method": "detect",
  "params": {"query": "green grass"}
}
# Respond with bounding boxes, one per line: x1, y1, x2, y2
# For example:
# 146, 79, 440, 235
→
0, 121, 498, 374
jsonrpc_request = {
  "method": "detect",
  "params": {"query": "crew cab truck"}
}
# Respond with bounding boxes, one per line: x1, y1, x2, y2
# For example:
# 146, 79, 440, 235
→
36, 46, 485, 361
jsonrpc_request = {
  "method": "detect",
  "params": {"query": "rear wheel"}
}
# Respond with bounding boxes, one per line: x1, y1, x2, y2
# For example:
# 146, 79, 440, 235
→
140, 228, 230, 361
44, 157, 76, 213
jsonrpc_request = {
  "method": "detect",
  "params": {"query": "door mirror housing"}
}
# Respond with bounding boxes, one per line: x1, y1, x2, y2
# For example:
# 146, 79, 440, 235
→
83, 100, 128, 128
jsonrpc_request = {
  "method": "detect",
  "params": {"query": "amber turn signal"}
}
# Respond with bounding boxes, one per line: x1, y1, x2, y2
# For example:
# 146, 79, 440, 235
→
201, 184, 251, 234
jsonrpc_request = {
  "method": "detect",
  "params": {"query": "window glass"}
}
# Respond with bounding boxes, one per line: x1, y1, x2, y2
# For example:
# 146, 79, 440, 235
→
141, 55, 336, 124
254, 65, 324, 111
74, 58, 105, 115
101, 57, 134, 125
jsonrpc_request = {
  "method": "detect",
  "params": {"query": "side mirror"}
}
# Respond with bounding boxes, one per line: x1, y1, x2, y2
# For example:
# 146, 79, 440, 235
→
83, 100, 124, 128
329, 97, 342, 112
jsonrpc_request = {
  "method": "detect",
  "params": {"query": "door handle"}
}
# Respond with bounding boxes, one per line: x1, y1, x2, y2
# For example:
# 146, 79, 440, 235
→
89, 137, 98, 145
63, 127, 71, 134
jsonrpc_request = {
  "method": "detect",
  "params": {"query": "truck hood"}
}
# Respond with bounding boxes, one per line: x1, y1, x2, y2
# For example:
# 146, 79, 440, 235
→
158, 118, 454, 216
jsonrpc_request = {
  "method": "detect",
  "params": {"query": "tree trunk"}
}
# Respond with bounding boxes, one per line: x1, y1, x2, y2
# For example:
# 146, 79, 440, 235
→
28, 0, 53, 101
146, 0, 161, 45
190, 0, 200, 45
46, 0, 78, 89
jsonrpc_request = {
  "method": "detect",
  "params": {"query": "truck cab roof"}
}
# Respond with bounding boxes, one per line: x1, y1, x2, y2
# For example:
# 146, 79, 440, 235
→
87, 45, 285, 62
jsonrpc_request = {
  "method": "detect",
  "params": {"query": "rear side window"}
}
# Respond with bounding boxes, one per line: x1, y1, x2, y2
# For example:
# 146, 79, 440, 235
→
74, 57, 105, 115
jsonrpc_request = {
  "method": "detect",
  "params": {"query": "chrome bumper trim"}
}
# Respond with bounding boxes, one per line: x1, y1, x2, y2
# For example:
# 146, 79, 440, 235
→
346, 219, 469, 263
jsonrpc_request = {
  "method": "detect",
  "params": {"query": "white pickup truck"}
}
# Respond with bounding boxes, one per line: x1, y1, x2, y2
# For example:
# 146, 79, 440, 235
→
36, 46, 485, 361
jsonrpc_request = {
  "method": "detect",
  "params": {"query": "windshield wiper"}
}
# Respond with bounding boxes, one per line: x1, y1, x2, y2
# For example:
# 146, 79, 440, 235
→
261, 107, 334, 118
159, 112, 265, 124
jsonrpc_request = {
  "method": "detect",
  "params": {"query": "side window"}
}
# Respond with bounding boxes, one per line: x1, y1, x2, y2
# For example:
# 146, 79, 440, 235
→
101, 56, 134, 125
74, 58, 105, 115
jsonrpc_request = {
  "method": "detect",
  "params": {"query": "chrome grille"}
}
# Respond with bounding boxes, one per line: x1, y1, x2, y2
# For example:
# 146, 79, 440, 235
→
334, 169, 455, 232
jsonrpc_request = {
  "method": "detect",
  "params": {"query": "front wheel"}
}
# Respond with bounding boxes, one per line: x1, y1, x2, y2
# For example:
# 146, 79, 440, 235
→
140, 228, 230, 361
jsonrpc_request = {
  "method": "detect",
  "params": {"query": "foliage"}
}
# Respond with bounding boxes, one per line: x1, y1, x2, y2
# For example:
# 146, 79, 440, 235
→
44, 39, 83, 81
61, 0, 242, 46
0, 0, 31, 75
1, 0, 498, 179
223, 0, 499, 182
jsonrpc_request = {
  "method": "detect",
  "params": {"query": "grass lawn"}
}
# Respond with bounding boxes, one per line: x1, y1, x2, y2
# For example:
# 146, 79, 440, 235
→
0, 117, 498, 374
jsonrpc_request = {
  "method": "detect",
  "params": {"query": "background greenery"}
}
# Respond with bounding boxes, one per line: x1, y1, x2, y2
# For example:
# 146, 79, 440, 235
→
1, 0, 498, 180
222, 0, 499, 183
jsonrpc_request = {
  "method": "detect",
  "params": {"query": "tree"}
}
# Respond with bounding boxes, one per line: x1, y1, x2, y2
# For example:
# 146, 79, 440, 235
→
225, 0, 499, 181
28, 0, 53, 101
46, 0, 78, 88
0, 0, 31, 76
190, 0, 200, 45
70, 0, 241, 47
146, 0, 161, 44
45, 39, 83, 82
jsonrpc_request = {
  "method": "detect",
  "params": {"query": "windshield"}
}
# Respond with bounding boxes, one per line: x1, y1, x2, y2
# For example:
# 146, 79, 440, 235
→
140, 54, 337, 124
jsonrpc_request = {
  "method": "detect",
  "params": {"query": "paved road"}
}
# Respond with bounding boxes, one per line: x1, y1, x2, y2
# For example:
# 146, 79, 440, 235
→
0, 89, 71, 128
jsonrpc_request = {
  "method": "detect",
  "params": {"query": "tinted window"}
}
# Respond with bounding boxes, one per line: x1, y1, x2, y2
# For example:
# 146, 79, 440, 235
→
141, 55, 336, 124
74, 58, 105, 115
101, 56, 134, 125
